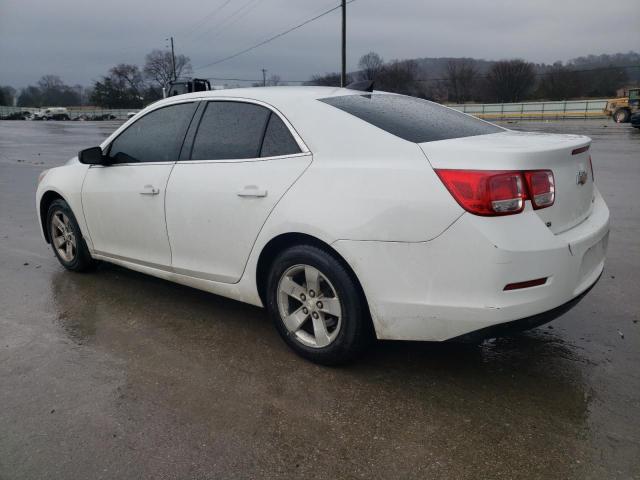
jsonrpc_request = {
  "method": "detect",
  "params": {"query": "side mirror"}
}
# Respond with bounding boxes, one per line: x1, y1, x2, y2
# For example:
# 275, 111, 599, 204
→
78, 146, 106, 165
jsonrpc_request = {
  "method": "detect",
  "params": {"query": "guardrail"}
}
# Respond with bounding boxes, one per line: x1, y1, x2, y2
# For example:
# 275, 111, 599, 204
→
0, 106, 140, 120
1, 99, 610, 121
448, 99, 609, 120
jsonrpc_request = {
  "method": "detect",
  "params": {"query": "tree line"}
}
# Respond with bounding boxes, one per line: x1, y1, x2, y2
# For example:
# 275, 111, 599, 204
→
1, 51, 636, 108
2, 49, 192, 109
308, 51, 638, 103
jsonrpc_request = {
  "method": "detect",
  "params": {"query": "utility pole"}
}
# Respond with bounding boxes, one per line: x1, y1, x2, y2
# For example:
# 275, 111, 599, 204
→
341, 0, 346, 87
262, 68, 267, 87
170, 36, 177, 81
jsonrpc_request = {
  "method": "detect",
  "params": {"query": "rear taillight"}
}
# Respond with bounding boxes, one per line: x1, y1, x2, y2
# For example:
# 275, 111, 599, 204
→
435, 169, 555, 216
524, 170, 555, 209
435, 170, 526, 216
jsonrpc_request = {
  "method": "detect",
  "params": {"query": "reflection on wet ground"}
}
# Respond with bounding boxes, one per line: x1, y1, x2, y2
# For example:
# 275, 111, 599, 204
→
0, 120, 638, 479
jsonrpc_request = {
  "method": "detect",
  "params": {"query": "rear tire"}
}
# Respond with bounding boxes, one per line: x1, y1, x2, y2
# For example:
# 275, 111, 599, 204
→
47, 199, 95, 272
613, 108, 630, 123
266, 245, 371, 365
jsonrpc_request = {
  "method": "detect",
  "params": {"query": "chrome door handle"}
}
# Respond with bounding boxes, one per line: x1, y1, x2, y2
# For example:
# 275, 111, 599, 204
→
237, 185, 268, 198
140, 185, 160, 195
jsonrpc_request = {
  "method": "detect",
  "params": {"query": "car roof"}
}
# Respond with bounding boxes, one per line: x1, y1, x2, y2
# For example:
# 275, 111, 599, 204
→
159, 85, 359, 107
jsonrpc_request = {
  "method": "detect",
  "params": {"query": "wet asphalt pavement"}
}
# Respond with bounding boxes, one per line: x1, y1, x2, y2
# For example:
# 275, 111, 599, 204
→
0, 119, 638, 479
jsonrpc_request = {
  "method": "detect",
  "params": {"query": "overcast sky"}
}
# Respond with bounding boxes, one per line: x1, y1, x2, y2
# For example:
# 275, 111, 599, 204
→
1, 0, 638, 88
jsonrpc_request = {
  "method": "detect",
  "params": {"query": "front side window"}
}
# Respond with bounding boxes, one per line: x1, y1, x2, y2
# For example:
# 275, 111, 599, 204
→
190, 101, 301, 160
319, 93, 503, 143
108, 102, 196, 163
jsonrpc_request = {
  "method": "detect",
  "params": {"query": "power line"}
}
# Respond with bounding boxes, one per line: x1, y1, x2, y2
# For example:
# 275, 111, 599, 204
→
184, 0, 337, 60
193, 0, 262, 43
179, 0, 235, 40
194, 1, 355, 71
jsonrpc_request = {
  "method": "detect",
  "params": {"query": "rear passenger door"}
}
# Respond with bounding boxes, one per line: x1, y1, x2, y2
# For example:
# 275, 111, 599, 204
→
165, 100, 312, 283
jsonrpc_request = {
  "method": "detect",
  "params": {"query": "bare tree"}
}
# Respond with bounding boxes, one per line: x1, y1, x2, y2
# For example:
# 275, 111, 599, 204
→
444, 59, 478, 103
143, 49, 192, 94
377, 60, 422, 96
91, 64, 145, 108
110, 64, 145, 99
535, 62, 582, 100
485, 59, 535, 102
306, 72, 352, 87
17, 75, 81, 107
424, 79, 448, 103
267, 74, 286, 86
358, 51, 384, 81
37, 75, 65, 91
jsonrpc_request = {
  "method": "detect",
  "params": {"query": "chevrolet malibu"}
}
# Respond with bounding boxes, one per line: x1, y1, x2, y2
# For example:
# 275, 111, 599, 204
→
36, 87, 610, 364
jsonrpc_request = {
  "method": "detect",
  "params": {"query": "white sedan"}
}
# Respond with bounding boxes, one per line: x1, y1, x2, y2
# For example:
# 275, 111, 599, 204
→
36, 86, 610, 364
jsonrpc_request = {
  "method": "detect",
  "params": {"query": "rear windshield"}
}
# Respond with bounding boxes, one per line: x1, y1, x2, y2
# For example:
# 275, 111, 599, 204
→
319, 93, 502, 143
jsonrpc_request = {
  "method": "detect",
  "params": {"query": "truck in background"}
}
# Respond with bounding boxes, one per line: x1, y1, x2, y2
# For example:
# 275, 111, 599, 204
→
32, 107, 71, 121
604, 87, 640, 123
164, 78, 212, 98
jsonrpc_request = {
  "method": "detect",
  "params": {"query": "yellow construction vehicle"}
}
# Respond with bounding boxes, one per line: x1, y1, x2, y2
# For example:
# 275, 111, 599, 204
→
604, 87, 640, 123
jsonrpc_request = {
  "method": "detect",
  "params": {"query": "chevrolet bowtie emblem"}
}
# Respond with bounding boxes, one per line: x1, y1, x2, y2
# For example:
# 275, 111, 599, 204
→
576, 170, 588, 185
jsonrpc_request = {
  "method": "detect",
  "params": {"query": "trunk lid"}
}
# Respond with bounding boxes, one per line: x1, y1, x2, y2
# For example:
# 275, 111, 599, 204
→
419, 130, 595, 233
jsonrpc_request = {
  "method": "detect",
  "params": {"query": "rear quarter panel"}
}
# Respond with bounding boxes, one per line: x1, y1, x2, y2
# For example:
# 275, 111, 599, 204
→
257, 100, 464, 243
236, 104, 465, 306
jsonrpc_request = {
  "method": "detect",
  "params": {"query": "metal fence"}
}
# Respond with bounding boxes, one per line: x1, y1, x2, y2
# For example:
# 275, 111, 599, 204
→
1, 99, 610, 121
448, 99, 609, 120
0, 106, 139, 120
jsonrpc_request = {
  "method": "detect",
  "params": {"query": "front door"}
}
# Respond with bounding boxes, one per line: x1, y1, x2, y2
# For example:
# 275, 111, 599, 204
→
82, 101, 197, 268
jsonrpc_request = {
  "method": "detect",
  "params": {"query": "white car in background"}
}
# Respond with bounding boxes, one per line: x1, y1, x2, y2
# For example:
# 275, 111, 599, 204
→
32, 107, 71, 121
36, 86, 610, 364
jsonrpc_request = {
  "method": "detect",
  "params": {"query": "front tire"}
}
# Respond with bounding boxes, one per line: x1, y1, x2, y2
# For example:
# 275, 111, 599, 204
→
266, 245, 370, 365
47, 199, 95, 272
613, 108, 630, 123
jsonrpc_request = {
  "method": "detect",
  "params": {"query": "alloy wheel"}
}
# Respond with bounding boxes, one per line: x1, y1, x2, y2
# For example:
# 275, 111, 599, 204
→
50, 211, 76, 262
276, 264, 342, 348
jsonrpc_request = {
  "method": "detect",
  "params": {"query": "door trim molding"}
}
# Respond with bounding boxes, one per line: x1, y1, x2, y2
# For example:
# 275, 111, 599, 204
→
176, 151, 311, 165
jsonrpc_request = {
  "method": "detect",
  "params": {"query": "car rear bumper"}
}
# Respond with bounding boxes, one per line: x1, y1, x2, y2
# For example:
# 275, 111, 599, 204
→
448, 272, 600, 342
332, 188, 610, 341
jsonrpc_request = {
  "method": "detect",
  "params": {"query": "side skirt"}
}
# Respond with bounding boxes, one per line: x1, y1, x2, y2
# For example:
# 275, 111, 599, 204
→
90, 251, 264, 308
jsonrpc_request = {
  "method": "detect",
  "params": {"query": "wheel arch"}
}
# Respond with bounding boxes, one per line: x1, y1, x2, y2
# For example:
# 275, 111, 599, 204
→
255, 232, 370, 316
39, 190, 66, 244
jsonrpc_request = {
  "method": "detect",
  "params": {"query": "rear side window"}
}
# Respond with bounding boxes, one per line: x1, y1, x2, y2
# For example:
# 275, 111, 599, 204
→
108, 103, 196, 163
191, 101, 270, 160
319, 94, 502, 143
260, 113, 301, 157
